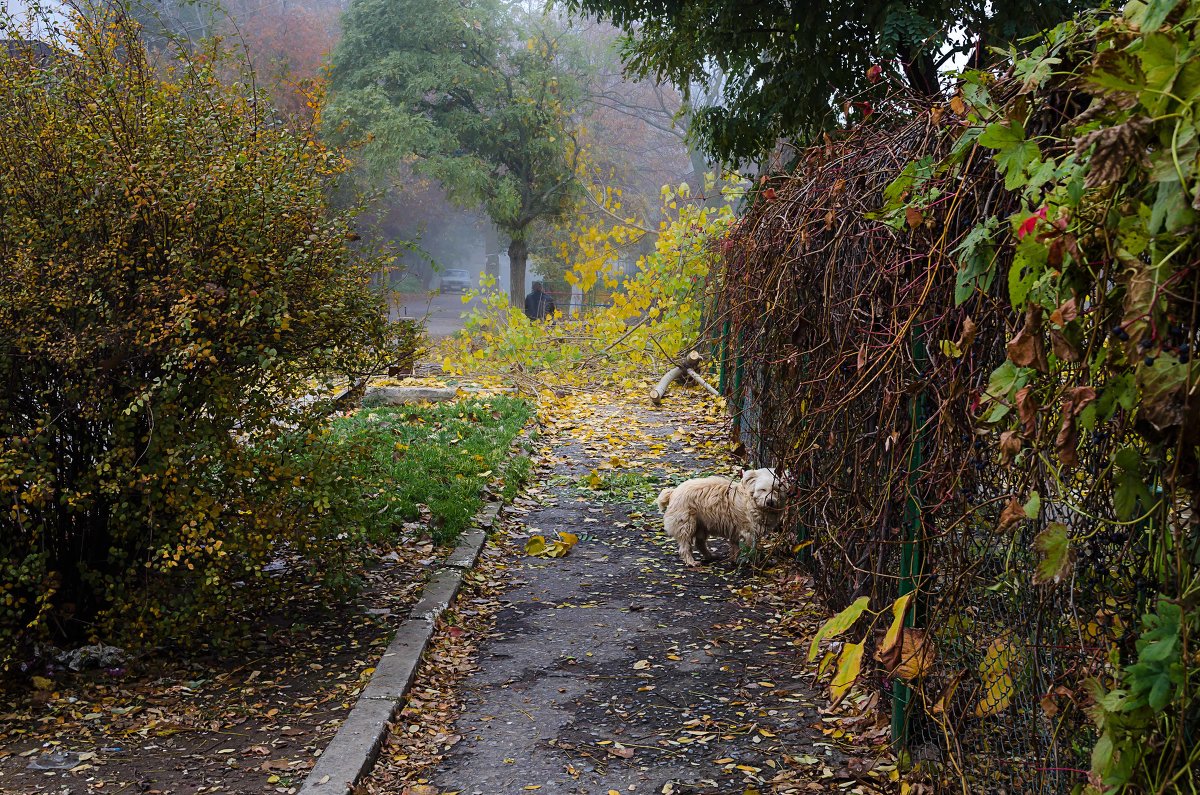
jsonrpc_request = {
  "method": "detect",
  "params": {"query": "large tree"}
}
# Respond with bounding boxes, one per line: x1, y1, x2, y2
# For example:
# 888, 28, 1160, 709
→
326, 0, 582, 305
565, 0, 1100, 162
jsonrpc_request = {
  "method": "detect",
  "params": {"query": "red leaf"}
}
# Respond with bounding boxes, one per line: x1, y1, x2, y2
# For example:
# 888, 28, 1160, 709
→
1017, 206, 1048, 239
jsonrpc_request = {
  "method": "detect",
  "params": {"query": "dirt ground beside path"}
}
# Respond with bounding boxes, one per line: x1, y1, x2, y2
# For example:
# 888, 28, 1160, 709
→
364, 392, 895, 795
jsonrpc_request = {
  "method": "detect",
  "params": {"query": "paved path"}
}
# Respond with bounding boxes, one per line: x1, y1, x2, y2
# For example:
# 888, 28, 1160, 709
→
392, 291, 478, 339
419, 397, 837, 795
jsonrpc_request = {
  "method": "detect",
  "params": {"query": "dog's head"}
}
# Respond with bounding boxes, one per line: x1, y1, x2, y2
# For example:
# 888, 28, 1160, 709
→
741, 467, 784, 513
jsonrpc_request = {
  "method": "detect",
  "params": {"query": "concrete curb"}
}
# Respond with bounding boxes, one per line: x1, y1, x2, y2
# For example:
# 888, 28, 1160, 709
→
297, 499, 502, 795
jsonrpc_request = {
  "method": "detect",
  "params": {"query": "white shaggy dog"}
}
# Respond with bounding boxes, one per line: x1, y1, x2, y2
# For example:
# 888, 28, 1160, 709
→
656, 468, 784, 567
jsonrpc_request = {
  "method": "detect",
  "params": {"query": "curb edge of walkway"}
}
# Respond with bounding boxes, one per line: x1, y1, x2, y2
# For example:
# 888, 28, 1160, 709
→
297, 501, 498, 795
298, 421, 537, 795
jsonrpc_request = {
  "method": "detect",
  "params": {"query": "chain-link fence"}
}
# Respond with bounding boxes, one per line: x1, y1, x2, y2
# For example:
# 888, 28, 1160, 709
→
710, 98, 1187, 792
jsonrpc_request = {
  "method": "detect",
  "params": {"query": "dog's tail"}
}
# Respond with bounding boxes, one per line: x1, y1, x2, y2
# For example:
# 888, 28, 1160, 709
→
656, 487, 674, 513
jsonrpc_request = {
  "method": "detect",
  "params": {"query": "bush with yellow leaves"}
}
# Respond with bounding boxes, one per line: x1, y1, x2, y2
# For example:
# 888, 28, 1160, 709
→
0, 6, 398, 661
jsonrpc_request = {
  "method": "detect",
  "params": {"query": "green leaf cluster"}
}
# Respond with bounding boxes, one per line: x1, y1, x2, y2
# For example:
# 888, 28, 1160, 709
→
916, 1, 1200, 788
564, 0, 1099, 161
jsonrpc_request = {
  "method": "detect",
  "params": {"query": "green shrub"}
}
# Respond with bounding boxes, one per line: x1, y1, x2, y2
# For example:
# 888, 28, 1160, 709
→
0, 8, 397, 661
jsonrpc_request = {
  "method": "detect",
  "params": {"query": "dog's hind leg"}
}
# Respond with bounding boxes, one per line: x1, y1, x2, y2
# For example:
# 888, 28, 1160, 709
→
669, 515, 701, 567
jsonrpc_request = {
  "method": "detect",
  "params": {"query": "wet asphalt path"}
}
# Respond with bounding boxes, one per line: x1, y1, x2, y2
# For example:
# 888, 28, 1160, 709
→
427, 405, 832, 795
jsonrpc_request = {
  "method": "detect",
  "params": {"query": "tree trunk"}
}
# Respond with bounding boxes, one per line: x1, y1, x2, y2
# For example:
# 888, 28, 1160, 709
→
508, 237, 527, 308
897, 44, 941, 99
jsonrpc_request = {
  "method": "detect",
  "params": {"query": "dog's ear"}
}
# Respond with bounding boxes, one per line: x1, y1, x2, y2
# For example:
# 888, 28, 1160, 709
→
741, 468, 756, 483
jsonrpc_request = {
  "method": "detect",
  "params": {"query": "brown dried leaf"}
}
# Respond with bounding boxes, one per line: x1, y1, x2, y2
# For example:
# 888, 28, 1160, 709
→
1025, 304, 1044, 333
1053, 386, 1097, 467
1056, 409, 1079, 467
1067, 386, 1098, 415
1122, 264, 1154, 353
905, 206, 924, 229
949, 95, 966, 116
1050, 329, 1081, 362
1047, 238, 1064, 268
1006, 308, 1047, 371
1074, 116, 1153, 187
998, 496, 1027, 533
931, 670, 965, 717
1016, 387, 1039, 437
1050, 296, 1078, 326
999, 431, 1022, 466
608, 744, 635, 759
874, 628, 935, 680
1007, 327, 1037, 366
956, 316, 978, 352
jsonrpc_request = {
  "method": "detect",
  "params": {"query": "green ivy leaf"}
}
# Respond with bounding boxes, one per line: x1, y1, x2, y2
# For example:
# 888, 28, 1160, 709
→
1149, 178, 1196, 235
953, 217, 998, 305
1008, 250, 1041, 308
1097, 373, 1137, 420
1112, 446, 1153, 521
1138, 32, 1182, 114
1133, 0, 1178, 32
1091, 731, 1114, 772
985, 361, 1021, 402
1148, 674, 1173, 711
979, 121, 1041, 190
1032, 522, 1072, 585
1023, 491, 1041, 519
978, 121, 1025, 149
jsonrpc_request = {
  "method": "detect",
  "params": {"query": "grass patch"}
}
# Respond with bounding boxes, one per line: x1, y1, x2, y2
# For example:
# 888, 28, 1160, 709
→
577, 469, 664, 505
308, 396, 533, 546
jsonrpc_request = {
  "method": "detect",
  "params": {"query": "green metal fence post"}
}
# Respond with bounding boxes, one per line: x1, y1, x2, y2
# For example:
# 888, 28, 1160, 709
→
892, 322, 928, 753
718, 320, 731, 394
731, 350, 746, 440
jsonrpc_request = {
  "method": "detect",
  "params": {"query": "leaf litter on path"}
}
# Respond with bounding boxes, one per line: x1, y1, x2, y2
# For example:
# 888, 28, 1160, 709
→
0, 533, 445, 795
361, 390, 894, 795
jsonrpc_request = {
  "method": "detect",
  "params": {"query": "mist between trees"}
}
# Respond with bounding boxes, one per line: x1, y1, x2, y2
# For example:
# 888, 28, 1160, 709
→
13, 0, 707, 306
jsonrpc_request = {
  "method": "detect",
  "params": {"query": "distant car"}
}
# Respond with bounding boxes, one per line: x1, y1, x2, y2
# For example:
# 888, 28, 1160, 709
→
439, 269, 472, 293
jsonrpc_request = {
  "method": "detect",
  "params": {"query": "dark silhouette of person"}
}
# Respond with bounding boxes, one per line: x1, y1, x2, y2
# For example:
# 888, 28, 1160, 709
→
524, 281, 556, 321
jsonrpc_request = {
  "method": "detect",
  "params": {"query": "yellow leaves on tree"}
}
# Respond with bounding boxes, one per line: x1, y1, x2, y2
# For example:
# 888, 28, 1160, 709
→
441, 168, 743, 390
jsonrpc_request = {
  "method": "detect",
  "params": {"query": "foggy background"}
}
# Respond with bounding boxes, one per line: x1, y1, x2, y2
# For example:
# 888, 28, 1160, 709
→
2, 0, 704, 314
